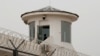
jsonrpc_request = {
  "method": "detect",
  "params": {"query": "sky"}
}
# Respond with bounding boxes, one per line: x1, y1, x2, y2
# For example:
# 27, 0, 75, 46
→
0, 0, 100, 56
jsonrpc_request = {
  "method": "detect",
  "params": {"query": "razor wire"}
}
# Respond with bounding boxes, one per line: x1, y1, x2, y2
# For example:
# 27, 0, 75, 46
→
0, 27, 88, 56
0, 27, 40, 56
0, 27, 29, 40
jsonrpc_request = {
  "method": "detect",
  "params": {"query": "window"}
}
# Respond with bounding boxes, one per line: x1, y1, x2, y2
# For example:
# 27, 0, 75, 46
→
38, 25, 50, 43
61, 21, 71, 43
29, 21, 35, 41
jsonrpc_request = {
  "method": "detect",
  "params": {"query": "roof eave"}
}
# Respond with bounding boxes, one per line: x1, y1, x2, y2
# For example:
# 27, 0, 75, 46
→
21, 11, 79, 18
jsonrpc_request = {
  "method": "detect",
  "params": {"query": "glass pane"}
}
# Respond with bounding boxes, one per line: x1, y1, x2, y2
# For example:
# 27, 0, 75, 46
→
29, 21, 35, 41
61, 21, 71, 43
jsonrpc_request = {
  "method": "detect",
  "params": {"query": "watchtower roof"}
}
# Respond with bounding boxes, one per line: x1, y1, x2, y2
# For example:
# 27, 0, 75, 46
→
21, 6, 79, 17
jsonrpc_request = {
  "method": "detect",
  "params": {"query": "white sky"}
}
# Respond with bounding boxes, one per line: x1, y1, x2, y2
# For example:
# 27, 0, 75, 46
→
0, 0, 100, 56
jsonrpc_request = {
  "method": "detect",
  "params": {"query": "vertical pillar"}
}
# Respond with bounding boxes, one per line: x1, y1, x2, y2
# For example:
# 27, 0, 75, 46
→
34, 21, 39, 43
13, 49, 18, 56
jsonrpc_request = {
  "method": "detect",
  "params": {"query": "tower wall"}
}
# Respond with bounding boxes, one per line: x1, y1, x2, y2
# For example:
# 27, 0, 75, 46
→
26, 15, 73, 48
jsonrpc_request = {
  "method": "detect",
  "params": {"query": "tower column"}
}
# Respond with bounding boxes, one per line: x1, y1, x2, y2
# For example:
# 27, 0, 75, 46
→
34, 21, 39, 42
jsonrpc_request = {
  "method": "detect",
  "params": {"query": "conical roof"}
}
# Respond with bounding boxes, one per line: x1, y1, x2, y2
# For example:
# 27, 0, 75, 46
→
36, 6, 62, 12
21, 6, 79, 17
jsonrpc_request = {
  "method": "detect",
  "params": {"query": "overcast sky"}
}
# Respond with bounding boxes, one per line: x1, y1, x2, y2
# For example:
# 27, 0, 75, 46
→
0, 0, 100, 56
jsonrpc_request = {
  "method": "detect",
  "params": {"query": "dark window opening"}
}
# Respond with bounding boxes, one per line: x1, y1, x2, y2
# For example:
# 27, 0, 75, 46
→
38, 25, 50, 43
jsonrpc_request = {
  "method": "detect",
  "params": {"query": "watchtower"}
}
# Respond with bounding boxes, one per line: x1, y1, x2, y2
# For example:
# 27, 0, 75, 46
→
21, 6, 79, 47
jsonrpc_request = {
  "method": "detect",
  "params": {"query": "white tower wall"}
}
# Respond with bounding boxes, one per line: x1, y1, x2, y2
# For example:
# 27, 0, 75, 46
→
26, 14, 73, 49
